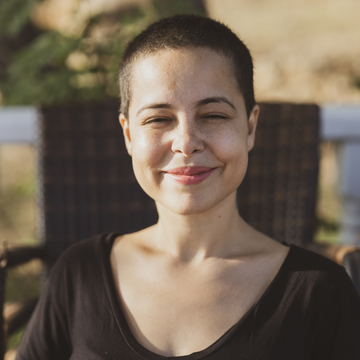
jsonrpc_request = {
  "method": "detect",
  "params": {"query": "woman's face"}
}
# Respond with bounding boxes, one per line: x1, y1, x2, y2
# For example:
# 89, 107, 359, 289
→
120, 47, 258, 216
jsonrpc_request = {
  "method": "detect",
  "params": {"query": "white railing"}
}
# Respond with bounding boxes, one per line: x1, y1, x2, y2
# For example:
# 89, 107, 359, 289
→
321, 105, 360, 245
0, 107, 37, 143
1, 105, 360, 244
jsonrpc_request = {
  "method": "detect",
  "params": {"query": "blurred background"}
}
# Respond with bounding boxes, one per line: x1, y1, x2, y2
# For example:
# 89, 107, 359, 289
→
0, 0, 359, 356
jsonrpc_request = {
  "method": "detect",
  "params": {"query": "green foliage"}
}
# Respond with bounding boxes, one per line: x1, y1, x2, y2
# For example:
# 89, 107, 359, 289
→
5, 266, 40, 303
0, 0, 42, 37
153, 0, 205, 17
7, 325, 27, 350
0, 0, 206, 106
354, 76, 360, 90
314, 216, 340, 244
5, 266, 41, 350
2, 31, 81, 105
9, 174, 35, 198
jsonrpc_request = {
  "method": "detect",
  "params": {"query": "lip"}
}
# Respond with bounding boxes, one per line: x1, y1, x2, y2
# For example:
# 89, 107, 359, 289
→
163, 166, 216, 185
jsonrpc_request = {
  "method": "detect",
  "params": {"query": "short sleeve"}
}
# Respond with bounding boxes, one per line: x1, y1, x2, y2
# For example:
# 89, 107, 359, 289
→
16, 256, 73, 360
312, 269, 360, 360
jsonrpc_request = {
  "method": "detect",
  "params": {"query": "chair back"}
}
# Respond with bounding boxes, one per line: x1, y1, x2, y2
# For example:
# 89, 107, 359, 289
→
38, 101, 157, 263
238, 102, 320, 246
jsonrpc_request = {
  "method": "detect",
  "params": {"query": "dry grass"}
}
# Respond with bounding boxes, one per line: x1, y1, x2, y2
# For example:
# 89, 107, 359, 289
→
0, 145, 37, 247
314, 142, 340, 243
206, 0, 360, 104
0, 145, 40, 352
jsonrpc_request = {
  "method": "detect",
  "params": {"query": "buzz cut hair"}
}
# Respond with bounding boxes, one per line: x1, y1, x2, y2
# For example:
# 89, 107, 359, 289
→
119, 15, 256, 119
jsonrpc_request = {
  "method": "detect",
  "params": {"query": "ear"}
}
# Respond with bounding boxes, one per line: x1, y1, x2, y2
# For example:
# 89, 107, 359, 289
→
247, 104, 259, 152
119, 113, 132, 156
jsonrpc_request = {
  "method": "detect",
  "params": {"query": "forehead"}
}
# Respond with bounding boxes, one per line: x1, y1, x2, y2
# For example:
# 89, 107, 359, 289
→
128, 47, 242, 114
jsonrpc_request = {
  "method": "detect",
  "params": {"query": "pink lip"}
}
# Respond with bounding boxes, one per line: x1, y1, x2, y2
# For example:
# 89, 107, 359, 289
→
163, 167, 216, 185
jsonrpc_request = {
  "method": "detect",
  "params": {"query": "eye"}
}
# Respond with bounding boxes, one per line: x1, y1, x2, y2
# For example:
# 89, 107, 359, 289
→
201, 113, 230, 120
144, 117, 172, 125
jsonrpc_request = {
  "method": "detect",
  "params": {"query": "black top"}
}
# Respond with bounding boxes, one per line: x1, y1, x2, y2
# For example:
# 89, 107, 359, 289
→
16, 233, 360, 360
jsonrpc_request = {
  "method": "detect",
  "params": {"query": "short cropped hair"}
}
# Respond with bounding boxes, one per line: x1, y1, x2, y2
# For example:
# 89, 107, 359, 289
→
119, 15, 255, 118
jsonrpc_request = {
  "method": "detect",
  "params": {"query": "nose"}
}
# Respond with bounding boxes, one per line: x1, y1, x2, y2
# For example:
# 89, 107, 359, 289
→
171, 118, 204, 157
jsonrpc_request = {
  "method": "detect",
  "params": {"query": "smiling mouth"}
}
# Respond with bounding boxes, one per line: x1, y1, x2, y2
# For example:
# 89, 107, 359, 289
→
163, 167, 216, 185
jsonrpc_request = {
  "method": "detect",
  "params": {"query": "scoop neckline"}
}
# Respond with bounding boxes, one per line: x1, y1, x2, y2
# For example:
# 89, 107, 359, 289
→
101, 232, 294, 360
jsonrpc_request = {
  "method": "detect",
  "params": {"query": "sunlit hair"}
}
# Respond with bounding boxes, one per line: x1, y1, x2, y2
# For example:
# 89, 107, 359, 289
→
119, 15, 255, 119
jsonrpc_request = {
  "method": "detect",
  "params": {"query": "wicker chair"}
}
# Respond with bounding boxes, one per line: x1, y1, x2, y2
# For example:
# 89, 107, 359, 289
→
0, 100, 358, 357
37, 100, 157, 265
238, 102, 319, 246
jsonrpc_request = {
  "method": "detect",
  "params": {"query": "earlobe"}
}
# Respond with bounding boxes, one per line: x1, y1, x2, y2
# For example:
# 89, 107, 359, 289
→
247, 104, 259, 151
119, 114, 132, 156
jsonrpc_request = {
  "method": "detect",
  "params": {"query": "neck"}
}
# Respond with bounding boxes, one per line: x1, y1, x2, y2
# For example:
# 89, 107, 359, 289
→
152, 193, 251, 262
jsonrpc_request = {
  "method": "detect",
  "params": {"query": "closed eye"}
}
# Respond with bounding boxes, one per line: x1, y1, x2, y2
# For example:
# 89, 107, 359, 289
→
144, 117, 172, 124
201, 114, 230, 120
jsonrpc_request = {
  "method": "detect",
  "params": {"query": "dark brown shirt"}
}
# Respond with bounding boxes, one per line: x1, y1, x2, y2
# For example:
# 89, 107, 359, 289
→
17, 233, 360, 360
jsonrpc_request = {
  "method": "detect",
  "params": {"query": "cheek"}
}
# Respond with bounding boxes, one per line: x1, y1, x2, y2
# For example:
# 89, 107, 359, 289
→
213, 125, 249, 161
130, 131, 167, 183
214, 128, 249, 184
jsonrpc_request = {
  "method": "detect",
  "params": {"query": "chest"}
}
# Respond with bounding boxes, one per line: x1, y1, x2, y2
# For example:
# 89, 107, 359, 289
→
115, 261, 277, 356
68, 273, 316, 360
66, 248, 327, 360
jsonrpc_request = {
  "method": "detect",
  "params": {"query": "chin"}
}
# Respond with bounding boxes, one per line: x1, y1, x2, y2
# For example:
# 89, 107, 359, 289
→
170, 205, 210, 216
159, 204, 214, 217
156, 190, 237, 217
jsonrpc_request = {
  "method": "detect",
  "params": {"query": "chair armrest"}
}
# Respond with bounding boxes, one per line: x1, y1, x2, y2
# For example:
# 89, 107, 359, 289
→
305, 243, 358, 265
0, 245, 46, 269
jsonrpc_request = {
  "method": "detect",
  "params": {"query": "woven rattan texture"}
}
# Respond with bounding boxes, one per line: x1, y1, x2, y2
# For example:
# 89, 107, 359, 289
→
237, 102, 320, 246
38, 101, 158, 260
38, 101, 319, 259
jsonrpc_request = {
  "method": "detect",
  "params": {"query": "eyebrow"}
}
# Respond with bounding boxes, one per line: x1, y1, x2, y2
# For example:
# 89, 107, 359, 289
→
136, 103, 172, 116
136, 96, 236, 116
196, 96, 236, 111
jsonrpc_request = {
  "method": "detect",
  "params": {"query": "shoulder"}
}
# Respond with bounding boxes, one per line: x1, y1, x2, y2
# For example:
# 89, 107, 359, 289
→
272, 245, 360, 333
286, 247, 360, 357
47, 232, 119, 285
15, 233, 119, 359
286, 244, 348, 274
283, 244, 359, 299
53, 232, 118, 266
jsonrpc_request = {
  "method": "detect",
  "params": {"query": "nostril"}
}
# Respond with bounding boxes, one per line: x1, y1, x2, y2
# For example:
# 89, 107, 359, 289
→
171, 127, 204, 156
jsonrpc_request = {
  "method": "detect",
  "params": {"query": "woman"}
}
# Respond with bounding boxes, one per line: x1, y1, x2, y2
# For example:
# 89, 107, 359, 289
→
17, 15, 360, 360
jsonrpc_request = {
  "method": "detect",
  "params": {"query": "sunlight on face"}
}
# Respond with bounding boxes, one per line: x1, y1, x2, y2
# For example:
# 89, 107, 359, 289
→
120, 48, 258, 216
